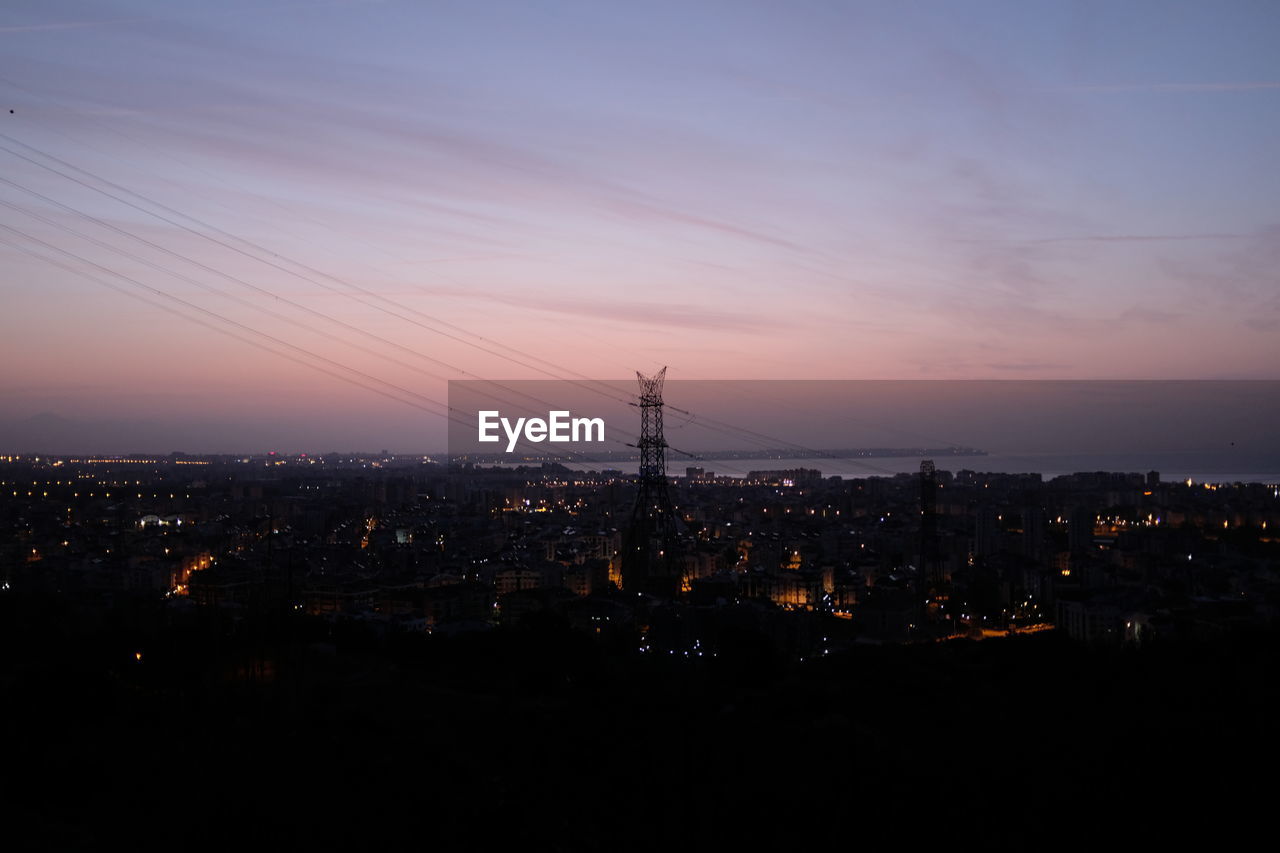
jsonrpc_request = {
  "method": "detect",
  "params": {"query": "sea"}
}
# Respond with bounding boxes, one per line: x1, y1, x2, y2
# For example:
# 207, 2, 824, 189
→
496, 451, 1280, 484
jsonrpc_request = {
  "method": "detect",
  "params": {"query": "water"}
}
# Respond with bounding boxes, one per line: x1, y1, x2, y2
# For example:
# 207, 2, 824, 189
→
498, 451, 1280, 484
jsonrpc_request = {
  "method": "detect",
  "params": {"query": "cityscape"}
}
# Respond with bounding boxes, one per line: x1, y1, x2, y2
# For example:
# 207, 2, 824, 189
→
5, 440, 1278, 649
3, 419, 1279, 843
4, 0, 1279, 847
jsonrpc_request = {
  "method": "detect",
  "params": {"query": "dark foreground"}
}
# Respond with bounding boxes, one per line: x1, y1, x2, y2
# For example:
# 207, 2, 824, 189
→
2, 594, 1275, 849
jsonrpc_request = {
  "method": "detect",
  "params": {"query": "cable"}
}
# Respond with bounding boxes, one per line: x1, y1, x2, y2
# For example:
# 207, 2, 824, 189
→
0, 182, 649, 453
0, 133, 646, 407
0, 128, 960, 477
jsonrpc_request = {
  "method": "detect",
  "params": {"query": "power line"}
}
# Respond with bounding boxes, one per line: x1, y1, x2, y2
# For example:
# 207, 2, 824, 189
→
0, 226, 641, 467
0, 135, 684, 452
0, 179, 648, 451
0, 132, 645, 405
0, 129, 960, 477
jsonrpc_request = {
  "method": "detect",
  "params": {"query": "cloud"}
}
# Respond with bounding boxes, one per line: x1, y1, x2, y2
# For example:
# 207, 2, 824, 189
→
53, 57, 811, 263
1116, 307, 1184, 325
596, 195, 805, 253
985, 361, 1072, 372
1155, 226, 1280, 329
454, 290, 771, 333
1063, 82, 1280, 93
1024, 233, 1253, 244
0, 20, 136, 34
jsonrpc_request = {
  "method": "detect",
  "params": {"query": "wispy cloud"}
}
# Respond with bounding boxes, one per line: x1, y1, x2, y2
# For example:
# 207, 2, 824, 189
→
985, 361, 1072, 372
452, 291, 772, 333
950, 233, 1254, 246
1028, 233, 1251, 244
1116, 307, 1184, 326
1158, 226, 1280, 331
1062, 82, 1280, 93
0, 20, 135, 34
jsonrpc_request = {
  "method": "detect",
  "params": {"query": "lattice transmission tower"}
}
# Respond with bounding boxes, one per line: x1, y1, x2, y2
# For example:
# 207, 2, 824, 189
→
622, 367, 680, 595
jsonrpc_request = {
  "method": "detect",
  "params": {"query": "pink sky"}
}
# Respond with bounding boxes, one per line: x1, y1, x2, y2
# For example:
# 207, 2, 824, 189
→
2, 1, 1278, 451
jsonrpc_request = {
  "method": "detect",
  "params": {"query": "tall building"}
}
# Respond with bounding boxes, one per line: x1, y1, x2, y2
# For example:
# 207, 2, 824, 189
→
1021, 506, 1046, 562
1069, 506, 1095, 555
974, 505, 1000, 559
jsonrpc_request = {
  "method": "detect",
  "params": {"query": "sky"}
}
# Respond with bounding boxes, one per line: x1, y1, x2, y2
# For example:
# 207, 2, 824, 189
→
1, 0, 1278, 452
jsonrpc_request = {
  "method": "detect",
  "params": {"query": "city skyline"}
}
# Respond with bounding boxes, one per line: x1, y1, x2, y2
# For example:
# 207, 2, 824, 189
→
3, 1, 1279, 451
